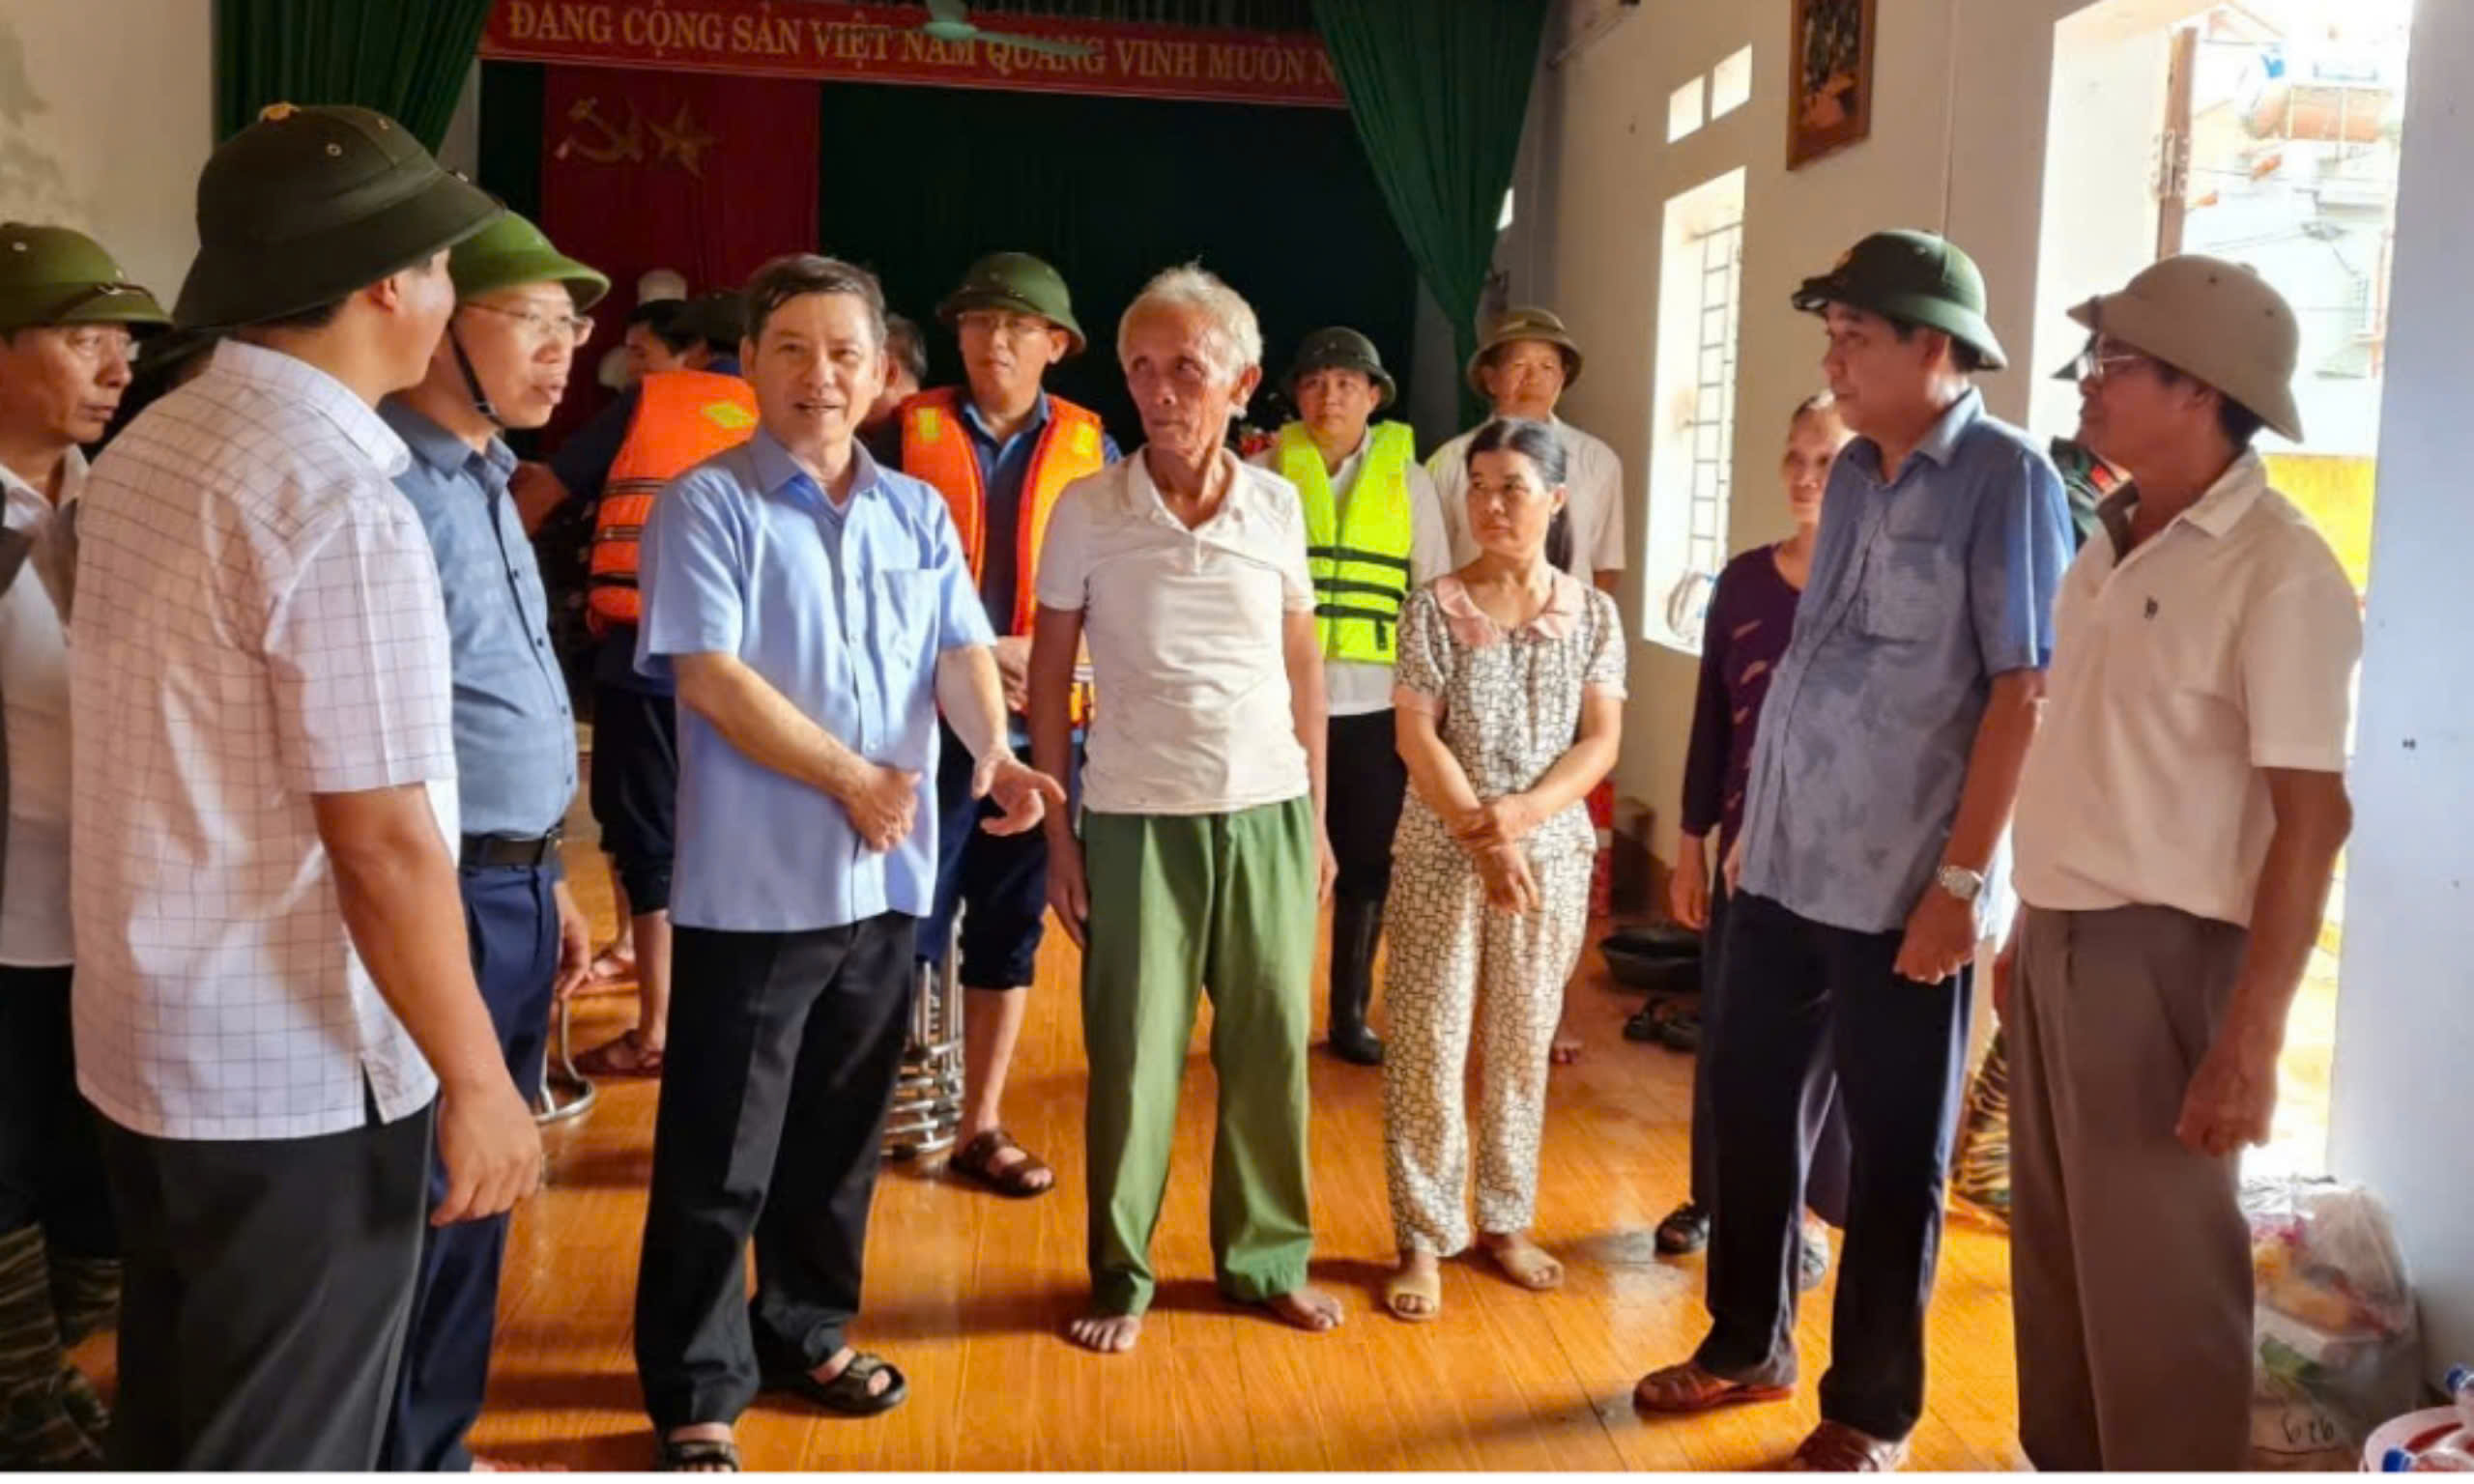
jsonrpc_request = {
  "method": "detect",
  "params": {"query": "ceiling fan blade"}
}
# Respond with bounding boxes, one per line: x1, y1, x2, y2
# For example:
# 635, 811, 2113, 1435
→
966, 27, 1099, 59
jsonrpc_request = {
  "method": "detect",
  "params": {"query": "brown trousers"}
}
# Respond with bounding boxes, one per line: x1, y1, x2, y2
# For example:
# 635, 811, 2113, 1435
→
2008, 903, 2256, 1471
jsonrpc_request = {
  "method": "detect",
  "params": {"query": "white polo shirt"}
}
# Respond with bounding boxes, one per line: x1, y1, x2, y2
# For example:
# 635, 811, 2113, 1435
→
71, 340, 458, 1141
2012, 452, 2359, 927
0, 452, 80, 969
1035, 449, 1315, 816
1246, 430, 1453, 717
1426, 415, 1626, 583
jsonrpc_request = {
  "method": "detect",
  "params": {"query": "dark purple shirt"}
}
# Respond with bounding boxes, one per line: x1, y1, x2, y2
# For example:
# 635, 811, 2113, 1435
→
1681, 545, 1802, 854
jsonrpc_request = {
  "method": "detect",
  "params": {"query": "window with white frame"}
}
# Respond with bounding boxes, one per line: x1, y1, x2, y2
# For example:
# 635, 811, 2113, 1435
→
1644, 167, 1747, 650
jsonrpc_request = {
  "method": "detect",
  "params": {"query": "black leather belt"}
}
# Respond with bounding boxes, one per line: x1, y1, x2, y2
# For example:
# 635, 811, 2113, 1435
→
460, 829, 562, 870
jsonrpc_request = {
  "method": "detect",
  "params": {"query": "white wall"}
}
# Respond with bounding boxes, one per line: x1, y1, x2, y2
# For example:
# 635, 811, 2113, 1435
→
1503, 0, 2098, 853
0, 0, 213, 306
2330, 0, 2474, 1382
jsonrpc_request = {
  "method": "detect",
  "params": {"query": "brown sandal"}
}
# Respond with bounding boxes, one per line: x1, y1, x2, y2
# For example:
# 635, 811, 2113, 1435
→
949, 1128, 1054, 1197
1632, 1361, 1793, 1415
1787, 1421, 1910, 1471
572, 1029, 664, 1076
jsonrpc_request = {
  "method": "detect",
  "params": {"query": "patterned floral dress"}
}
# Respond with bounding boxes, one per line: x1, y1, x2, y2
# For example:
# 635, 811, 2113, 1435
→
1381, 572, 1626, 1255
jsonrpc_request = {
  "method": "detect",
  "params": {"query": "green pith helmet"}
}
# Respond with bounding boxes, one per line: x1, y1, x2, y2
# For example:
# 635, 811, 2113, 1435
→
175, 102, 503, 331
0, 223, 170, 334
449, 212, 609, 310
1791, 229, 2008, 370
935, 251, 1085, 357
1286, 326, 1396, 410
1466, 305, 1584, 397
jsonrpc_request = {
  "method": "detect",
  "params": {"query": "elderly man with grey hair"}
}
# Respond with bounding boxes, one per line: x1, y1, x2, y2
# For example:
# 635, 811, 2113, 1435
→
1028, 264, 1340, 1354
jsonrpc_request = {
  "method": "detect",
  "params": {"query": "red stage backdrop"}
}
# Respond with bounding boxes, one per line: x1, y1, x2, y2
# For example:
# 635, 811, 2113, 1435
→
535, 64, 820, 444
483, 0, 1345, 108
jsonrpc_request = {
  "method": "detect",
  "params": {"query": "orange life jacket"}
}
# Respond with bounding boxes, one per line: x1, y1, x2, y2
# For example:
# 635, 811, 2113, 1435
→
898, 386, 1107, 637
587, 369, 760, 632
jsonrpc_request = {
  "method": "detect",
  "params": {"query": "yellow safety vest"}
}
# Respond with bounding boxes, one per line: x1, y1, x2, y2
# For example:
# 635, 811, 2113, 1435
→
1278, 419, 1416, 665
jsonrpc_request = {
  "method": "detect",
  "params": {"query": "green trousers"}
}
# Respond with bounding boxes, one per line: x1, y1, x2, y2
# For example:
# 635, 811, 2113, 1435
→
1079, 796, 1318, 1316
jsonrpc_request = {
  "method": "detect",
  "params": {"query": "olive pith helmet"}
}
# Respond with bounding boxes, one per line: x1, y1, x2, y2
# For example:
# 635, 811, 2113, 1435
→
0, 223, 170, 334
1287, 327, 1396, 410
449, 212, 609, 311
1467, 305, 1584, 397
2056, 255, 2304, 442
1792, 230, 2008, 369
175, 102, 503, 331
936, 251, 1085, 357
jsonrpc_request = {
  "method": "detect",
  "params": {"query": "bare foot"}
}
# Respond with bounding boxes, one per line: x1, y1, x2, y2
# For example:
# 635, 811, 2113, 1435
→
1479, 1230, 1565, 1290
1551, 1033, 1583, 1066
1383, 1252, 1442, 1321
1262, 1284, 1343, 1333
1068, 1312, 1143, 1354
658, 1423, 738, 1472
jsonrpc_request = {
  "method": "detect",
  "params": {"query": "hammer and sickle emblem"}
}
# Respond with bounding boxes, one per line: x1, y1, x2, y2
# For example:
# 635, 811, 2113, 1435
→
554, 98, 646, 164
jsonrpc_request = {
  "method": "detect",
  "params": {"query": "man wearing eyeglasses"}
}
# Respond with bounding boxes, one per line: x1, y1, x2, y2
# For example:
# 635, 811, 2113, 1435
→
2001, 260, 2357, 1470
376, 213, 610, 1471
0, 221, 170, 1470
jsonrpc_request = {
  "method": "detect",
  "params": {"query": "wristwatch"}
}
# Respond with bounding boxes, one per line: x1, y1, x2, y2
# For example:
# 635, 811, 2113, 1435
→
1936, 864, 1986, 902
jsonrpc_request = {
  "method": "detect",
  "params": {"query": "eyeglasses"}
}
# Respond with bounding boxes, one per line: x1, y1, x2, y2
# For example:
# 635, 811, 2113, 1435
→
463, 301, 595, 346
2065, 339, 2155, 385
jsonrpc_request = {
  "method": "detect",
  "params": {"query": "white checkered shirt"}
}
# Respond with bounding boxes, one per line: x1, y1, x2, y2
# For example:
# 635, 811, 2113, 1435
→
70, 340, 459, 1141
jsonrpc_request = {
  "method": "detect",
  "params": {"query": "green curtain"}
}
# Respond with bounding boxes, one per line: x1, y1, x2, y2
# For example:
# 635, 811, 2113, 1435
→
811, 79, 1421, 452
214, 0, 494, 149
1310, 0, 1551, 419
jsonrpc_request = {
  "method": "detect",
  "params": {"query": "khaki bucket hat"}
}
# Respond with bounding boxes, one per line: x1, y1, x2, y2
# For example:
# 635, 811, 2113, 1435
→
2056, 255, 2304, 442
1467, 305, 1583, 396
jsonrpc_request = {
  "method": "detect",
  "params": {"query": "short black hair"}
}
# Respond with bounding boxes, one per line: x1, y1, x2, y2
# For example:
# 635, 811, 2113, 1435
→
1889, 317, 1987, 374
625, 299, 694, 353
1464, 416, 1575, 573
2151, 360, 2268, 448
884, 312, 928, 386
741, 254, 886, 350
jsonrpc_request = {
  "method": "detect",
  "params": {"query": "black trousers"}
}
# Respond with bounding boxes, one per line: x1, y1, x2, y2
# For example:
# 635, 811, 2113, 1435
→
100, 1098, 431, 1470
634, 914, 916, 1431
1686, 887, 1852, 1225
383, 864, 562, 1471
1694, 893, 1971, 1443
0, 967, 113, 1256
1325, 709, 1408, 908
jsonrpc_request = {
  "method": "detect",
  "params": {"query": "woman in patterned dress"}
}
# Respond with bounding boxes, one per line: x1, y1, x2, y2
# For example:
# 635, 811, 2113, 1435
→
1379, 418, 1625, 1321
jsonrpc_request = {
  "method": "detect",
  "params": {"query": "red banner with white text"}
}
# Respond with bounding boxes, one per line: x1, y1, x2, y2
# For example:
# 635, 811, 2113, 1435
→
481, 0, 1345, 108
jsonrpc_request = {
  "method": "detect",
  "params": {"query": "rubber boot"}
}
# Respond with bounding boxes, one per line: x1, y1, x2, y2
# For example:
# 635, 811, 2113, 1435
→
1327, 895, 1386, 1067
0, 1224, 100, 1470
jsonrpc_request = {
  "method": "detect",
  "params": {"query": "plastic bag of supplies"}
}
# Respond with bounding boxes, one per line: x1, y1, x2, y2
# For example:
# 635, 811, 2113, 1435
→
2242, 1177, 2423, 1470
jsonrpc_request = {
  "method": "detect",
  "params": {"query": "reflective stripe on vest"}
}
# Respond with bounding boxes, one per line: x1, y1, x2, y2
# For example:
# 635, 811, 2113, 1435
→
588, 369, 758, 631
1277, 419, 1416, 665
899, 386, 1107, 637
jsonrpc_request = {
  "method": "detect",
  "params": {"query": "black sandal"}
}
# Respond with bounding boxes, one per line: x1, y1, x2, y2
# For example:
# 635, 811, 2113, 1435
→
656, 1436, 740, 1471
1654, 1201, 1712, 1255
763, 1352, 908, 1415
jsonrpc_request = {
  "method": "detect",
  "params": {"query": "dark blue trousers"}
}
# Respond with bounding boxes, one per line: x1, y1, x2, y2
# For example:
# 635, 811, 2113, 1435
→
1693, 892, 1972, 1444
380, 864, 560, 1471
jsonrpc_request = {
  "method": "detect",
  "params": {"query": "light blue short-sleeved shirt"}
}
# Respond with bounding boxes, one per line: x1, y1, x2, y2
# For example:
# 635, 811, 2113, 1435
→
1736, 388, 2071, 934
637, 429, 994, 932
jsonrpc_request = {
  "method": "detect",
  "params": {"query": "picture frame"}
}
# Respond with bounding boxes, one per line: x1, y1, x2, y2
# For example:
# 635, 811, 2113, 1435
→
1788, 0, 1878, 169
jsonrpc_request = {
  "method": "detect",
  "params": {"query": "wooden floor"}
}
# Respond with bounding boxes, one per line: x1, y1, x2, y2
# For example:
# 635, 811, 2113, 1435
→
457, 820, 2031, 1471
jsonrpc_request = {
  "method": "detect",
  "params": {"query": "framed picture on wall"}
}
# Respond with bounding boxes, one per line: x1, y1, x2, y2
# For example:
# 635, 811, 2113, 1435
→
1788, 0, 1877, 168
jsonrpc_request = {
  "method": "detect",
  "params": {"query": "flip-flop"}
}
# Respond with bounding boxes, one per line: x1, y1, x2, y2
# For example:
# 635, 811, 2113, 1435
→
762, 1353, 907, 1416
1633, 1362, 1793, 1415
